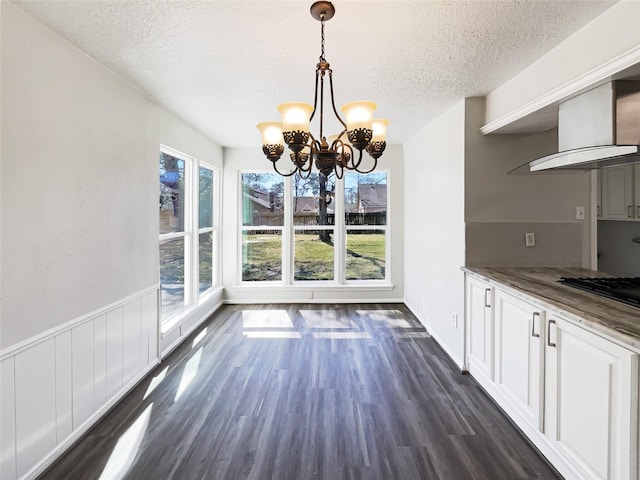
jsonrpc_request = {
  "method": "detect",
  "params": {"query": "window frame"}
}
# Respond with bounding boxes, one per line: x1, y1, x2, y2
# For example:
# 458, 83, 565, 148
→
239, 171, 287, 284
159, 145, 220, 332
238, 168, 391, 286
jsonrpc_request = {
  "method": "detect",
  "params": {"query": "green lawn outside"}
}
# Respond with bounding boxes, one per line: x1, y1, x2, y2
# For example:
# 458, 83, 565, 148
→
242, 232, 385, 281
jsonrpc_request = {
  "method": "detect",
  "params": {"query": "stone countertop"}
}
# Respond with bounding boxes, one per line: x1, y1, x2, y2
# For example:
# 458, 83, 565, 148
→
462, 266, 640, 351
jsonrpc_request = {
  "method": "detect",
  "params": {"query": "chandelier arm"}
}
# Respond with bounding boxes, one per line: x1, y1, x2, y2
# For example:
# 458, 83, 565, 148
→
319, 68, 325, 140
328, 71, 347, 129
350, 147, 365, 170
334, 163, 345, 180
309, 69, 321, 123
298, 163, 313, 179
271, 160, 299, 177
354, 157, 379, 175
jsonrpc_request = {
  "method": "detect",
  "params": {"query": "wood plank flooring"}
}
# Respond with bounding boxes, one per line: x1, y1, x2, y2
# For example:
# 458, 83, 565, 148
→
39, 304, 561, 480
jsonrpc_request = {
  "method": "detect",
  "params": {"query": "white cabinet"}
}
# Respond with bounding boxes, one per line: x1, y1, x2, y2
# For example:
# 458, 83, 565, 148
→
464, 274, 639, 480
600, 165, 636, 220
465, 276, 493, 386
544, 315, 637, 480
493, 289, 544, 431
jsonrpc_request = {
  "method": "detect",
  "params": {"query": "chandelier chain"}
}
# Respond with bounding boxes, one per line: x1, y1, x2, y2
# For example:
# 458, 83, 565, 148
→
319, 18, 326, 62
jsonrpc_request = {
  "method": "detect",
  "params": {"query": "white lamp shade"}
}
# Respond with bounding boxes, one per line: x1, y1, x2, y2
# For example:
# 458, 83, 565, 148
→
341, 101, 376, 131
371, 118, 389, 142
277, 103, 313, 133
257, 122, 284, 146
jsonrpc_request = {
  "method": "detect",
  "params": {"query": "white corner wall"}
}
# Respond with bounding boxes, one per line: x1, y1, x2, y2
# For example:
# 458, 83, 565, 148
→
403, 100, 466, 368
1, 4, 223, 479
484, 1, 640, 128
221, 145, 405, 303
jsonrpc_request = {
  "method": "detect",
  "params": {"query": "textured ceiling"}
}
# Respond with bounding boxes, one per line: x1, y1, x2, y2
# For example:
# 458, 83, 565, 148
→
13, 0, 616, 147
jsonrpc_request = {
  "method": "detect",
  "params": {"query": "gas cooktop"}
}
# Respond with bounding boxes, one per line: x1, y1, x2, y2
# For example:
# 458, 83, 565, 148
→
558, 277, 640, 309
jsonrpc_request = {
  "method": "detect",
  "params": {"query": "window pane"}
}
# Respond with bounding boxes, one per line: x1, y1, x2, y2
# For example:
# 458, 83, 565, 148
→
242, 173, 284, 226
293, 173, 335, 226
160, 237, 185, 318
294, 230, 334, 281
346, 230, 386, 280
199, 232, 213, 293
344, 171, 387, 226
199, 167, 213, 229
159, 153, 186, 234
242, 231, 282, 281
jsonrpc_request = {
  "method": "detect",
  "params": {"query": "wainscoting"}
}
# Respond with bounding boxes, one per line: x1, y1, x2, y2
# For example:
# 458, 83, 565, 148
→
0, 287, 160, 480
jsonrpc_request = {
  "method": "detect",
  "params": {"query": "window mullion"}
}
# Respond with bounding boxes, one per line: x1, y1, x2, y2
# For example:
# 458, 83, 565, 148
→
334, 175, 345, 285
283, 175, 293, 285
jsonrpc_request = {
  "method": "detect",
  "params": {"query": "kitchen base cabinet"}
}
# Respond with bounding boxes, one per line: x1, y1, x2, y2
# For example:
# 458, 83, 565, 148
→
494, 289, 544, 431
463, 273, 639, 480
465, 276, 494, 388
544, 316, 638, 480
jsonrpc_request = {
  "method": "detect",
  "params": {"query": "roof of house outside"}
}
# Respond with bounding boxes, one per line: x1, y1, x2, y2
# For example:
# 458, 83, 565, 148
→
358, 184, 387, 211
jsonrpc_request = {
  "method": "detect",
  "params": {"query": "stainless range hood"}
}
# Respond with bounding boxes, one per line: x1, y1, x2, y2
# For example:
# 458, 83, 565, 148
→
524, 80, 640, 173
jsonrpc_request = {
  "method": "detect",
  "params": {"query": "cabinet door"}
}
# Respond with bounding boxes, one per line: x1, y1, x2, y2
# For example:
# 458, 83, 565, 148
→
494, 290, 544, 431
545, 316, 637, 480
465, 276, 493, 384
601, 165, 634, 219
634, 165, 640, 220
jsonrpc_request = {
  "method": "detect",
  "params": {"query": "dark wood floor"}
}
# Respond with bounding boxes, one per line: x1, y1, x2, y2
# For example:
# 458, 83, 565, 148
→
39, 304, 561, 480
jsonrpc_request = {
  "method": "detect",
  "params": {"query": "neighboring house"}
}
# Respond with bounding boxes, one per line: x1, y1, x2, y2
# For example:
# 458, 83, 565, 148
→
357, 184, 387, 213
244, 186, 282, 213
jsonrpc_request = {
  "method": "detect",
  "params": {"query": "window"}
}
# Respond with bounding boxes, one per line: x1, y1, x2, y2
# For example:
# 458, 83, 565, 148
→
241, 173, 284, 282
239, 170, 389, 285
293, 173, 335, 281
160, 147, 219, 326
159, 151, 187, 319
344, 172, 387, 281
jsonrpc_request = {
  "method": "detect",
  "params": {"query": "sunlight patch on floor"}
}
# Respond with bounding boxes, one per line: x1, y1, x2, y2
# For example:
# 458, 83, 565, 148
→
143, 367, 168, 400
242, 310, 294, 329
300, 310, 357, 329
312, 331, 371, 339
357, 310, 412, 328
395, 331, 430, 338
174, 347, 203, 402
98, 403, 153, 480
192, 327, 208, 348
244, 331, 302, 339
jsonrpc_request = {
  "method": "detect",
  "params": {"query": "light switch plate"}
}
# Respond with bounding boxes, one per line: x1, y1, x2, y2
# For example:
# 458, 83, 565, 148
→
576, 206, 585, 220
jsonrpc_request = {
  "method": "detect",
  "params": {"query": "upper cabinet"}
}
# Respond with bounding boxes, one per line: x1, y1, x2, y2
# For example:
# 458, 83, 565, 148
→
600, 165, 639, 220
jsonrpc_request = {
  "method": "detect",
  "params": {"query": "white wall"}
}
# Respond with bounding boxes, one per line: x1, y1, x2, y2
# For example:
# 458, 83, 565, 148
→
222, 145, 405, 303
484, 1, 640, 129
1, 4, 223, 479
403, 100, 466, 367
1, 2, 223, 350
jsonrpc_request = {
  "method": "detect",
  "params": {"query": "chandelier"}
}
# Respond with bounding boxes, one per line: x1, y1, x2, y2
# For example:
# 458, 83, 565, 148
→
257, 1, 389, 179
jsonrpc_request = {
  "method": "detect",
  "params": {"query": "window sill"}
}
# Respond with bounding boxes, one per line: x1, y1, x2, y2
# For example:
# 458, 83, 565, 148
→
233, 283, 394, 291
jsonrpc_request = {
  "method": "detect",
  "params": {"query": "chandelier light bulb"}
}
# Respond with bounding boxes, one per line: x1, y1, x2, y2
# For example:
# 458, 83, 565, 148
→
341, 101, 377, 131
371, 118, 389, 142
277, 103, 314, 134
256, 122, 284, 146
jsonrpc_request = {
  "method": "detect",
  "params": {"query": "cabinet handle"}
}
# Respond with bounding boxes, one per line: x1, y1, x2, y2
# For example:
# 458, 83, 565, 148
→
637, 205, 639, 218
547, 318, 556, 347
484, 288, 491, 308
628, 205, 633, 218
531, 312, 540, 338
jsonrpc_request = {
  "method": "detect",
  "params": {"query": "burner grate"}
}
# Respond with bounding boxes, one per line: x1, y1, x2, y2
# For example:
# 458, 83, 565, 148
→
558, 277, 640, 309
